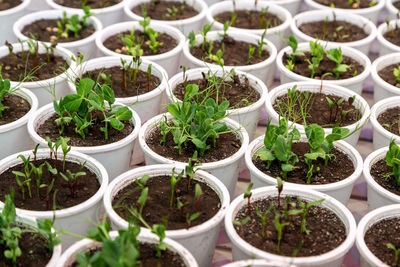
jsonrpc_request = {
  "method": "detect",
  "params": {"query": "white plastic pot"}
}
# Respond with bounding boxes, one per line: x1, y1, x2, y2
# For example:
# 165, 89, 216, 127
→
276, 42, 371, 95
1, 214, 62, 267
103, 164, 230, 267
124, 0, 208, 35
221, 259, 297, 267
182, 30, 277, 87
370, 96, 400, 150
386, 0, 400, 20
0, 148, 109, 248
167, 67, 267, 140
0, 0, 31, 45
363, 146, 400, 210
371, 53, 400, 103
245, 136, 363, 205
0, 88, 38, 161
377, 19, 400, 56
13, 10, 103, 60
225, 185, 357, 266
57, 230, 198, 266
303, 0, 385, 24
0, 42, 75, 107
138, 113, 249, 197
96, 21, 185, 77
356, 204, 400, 267
68, 56, 168, 165
265, 82, 370, 146
290, 10, 377, 55
46, 0, 129, 27
206, 1, 292, 50
27, 102, 141, 180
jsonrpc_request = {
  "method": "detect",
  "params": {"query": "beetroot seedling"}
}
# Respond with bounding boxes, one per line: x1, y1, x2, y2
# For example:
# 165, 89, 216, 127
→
233, 216, 250, 235
256, 204, 273, 238
244, 182, 254, 215
170, 168, 184, 207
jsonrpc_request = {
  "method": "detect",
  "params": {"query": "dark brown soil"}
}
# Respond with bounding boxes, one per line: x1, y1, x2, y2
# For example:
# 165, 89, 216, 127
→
377, 107, 400, 136
103, 30, 177, 56
133, 1, 198, 20
214, 10, 282, 29
253, 142, 355, 184
173, 75, 260, 109
0, 52, 68, 82
365, 217, 400, 267
394, 1, 400, 8
378, 64, 400, 88
0, 0, 21, 11
314, 0, 376, 9
21, 19, 96, 43
146, 126, 241, 163
71, 242, 185, 267
81, 66, 161, 98
299, 20, 368, 43
190, 36, 270, 66
384, 26, 400, 47
0, 94, 31, 126
273, 91, 361, 127
37, 114, 134, 147
54, 0, 122, 8
283, 51, 364, 80
234, 196, 346, 257
113, 175, 221, 230
0, 159, 100, 211
370, 158, 400, 195
0, 230, 52, 267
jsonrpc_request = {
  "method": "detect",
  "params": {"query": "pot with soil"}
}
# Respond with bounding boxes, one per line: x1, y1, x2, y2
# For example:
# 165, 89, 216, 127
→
356, 204, 400, 267
0, 85, 39, 161
138, 112, 249, 197
96, 20, 185, 77
224, 185, 356, 266
245, 127, 363, 204
0, 197, 62, 267
103, 164, 230, 267
167, 67, 267, 140
386, 0, 400, 20
0, 0, 31, 45
377, 19, 400, 56
46, 0, 129, 27
363, 141, 400, 210
0, 42, 75, 107
265, 82, 370, 146
303, 0, 385, 24
27, 78, 141, 180
206, 0, 292, 50
67, 56, 168, 165
124, 0, 208, 35
276, 40, 371, 95
182, 30, 277, 87
0, 146, 109, 248
13, 10, 103, 60
58, 227, 198, 267
371, 53, 400, 103
370, 96, 400, 150
290, 10, 377, 55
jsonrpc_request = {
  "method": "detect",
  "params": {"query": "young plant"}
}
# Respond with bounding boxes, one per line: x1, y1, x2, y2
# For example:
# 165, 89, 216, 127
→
136, 186, 148, 216
274, 212, 289, 254
188, 31, 197, 49
185, 212, 200, 229
244, 182, 253, 215
185, 151, 199, 191
306, 41, 325, 78
0, 76, 15, 118
36, 218, 61, 253
325, 95, 357, 126
384, 140, 400, 186
253, 118, 300, 178
394, 65, 400, 84
233, 216, 250, 235
326, 48, 351, 79
298, 198, 324, 234
255, 204, 274, 238
12, 155, 33, 200
60, 6, 93, 38
151, 224, 167, 258
248, 45, 255, 63
193, 183, 204, 211
283, 35, 305, 63
201, 24, 213, 50
59, 164, 86, 198
387, 243, 400, 267
170, 168, 184, 207
257, 29, 268, 58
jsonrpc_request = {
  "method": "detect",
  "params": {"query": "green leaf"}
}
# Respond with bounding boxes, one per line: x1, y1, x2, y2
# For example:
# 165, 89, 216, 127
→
305, 124, 325, 149
63, 94, 82, 112
77, 78, 95, 97
114, 106, 132, 121
109, 118, 124, 130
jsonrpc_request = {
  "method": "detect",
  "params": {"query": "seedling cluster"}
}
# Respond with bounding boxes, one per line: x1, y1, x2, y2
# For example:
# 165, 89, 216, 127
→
0, 194, 60, 266
53, 77, 133, 140
12, 137, 86, 209
382, 140, 400, 187
119, 17, 164, 56
284, 36, 356, 79
234, 178, 325, 255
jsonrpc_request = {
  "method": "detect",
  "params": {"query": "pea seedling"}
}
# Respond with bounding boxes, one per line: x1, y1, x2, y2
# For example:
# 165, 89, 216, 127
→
326, 48, 351, 79
383, 140, 400, 186
394, 65, 400, 84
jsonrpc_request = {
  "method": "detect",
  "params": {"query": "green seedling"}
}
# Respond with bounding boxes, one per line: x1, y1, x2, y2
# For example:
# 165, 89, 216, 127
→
13, 155, 33, 200
274, 212, 289, 254
257, 29, 268, 58
283, 35, 305, 63
151, 224, 167, 258
185, 151, 199, 191
137, 187, 148, 216
244, 182, 253, 215
170, 168, 184, 207
326, 48, 351, 79
387, 243, 400, 267
233, 216, 250, 235
186, 212, 200, 229
201, 24, 213, 50
248, 45, 255, 63
383, 140, 400, 186
298, 198, 324, 234
36, 218, 61, 253
30, 162, 45, 198
60, 167, 86, 197
394, 65, 400, 84
0, 76, 15, 118
188, 31, 197, 49
306, 41, 325, 78
256, 204, 274, 238
193, 183, 204, 211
